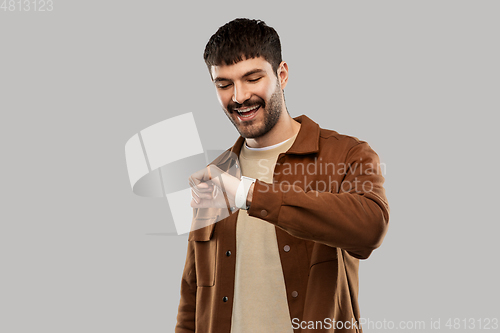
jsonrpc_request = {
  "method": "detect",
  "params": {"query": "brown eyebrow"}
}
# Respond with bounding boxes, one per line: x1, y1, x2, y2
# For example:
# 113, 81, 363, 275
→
213, 69, 266, 83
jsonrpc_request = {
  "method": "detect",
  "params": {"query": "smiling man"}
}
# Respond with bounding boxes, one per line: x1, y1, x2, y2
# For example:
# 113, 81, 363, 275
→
175, 18, 390, 333
211, 56, 297, 146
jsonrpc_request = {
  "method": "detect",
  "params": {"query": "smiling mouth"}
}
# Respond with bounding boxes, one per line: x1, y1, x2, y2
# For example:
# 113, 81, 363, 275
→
234, 105, 260, 119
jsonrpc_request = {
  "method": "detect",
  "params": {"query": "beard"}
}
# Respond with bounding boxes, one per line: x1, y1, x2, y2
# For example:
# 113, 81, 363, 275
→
224, 82, 284, 139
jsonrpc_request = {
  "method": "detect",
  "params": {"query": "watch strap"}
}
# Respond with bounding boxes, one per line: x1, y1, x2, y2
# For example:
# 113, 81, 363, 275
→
235, 176, 255, 210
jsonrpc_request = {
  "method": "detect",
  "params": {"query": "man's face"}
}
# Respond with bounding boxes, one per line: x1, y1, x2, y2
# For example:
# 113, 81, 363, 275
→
210, 57, 287, 139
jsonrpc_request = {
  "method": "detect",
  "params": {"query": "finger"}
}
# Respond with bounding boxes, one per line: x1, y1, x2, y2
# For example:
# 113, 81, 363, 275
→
193, 186, 217, 202
190, 183, 213, 204
207, 166, 212, 180
196, 190, 215, 200
191, 189, 200, 203
196, 182, 212, 191
189, 176, 213, 191
190, 166, 212, 185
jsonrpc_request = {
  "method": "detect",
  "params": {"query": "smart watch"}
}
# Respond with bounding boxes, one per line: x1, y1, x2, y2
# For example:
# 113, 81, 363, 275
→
235, 176, 256, 210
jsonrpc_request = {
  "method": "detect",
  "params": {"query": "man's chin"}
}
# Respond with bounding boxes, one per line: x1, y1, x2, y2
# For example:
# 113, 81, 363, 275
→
236, 124, 267, 139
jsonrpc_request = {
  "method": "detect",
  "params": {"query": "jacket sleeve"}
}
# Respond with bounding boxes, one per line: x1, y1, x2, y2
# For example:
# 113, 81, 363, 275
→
175, 240, 196, 332
247, 141, 389, 259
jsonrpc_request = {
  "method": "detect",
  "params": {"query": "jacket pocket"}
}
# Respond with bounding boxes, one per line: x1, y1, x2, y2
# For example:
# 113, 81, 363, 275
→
189, 217, 217, 287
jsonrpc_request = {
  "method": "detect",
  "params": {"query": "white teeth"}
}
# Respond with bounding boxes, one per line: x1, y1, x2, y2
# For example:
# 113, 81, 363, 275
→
237, 105, 259, 113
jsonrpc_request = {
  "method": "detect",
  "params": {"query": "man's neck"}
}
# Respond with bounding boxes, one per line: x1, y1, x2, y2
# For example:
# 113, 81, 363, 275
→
245, 113, 301, 149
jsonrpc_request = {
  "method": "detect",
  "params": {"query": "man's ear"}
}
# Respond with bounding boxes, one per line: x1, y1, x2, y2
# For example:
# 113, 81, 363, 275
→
277, 61, 289, 89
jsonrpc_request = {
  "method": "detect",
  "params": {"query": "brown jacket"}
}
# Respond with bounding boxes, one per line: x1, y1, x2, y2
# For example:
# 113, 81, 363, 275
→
175, 115, 389, 332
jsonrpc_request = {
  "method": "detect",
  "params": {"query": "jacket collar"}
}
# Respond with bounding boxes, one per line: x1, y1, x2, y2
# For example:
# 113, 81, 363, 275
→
228, 114, 320, 158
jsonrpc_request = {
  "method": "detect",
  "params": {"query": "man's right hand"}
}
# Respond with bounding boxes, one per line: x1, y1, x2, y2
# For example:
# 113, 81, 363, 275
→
189, 165, 240, 209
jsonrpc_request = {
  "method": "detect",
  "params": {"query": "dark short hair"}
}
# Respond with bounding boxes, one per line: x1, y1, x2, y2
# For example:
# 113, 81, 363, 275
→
203, 18, 282, 75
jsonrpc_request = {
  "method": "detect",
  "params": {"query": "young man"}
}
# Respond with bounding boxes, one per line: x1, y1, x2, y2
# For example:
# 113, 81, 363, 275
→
176, 18, 389, 333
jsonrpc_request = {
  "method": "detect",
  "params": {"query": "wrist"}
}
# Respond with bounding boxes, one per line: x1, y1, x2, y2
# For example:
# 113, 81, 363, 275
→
246, 183, 254, 208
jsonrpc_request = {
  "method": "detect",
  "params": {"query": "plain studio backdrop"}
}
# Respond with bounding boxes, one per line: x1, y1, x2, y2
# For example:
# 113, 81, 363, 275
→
1, 1, 498, 332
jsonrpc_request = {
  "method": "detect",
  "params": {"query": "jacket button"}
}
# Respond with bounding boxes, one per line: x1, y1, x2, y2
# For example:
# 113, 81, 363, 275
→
261, 210, 268, 217
226, 250, 232, 257
292, 291, 298, 298
222, 296, 229, 302
283, 245, 290, 252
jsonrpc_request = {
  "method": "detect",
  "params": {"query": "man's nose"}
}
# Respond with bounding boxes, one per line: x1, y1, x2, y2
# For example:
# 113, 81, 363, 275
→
232, 83, 251, 104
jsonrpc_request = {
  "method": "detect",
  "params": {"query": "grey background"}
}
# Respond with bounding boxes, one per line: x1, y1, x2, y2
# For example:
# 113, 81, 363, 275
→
1, 1, 498, 332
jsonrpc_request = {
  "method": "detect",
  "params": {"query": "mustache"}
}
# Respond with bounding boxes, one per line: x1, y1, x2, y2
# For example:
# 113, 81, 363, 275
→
228, 97, 265, 113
